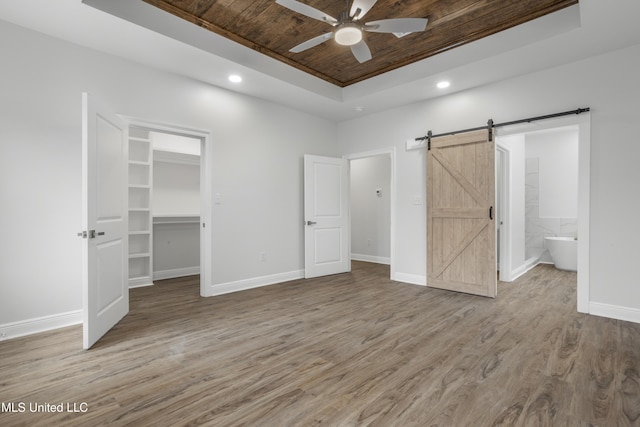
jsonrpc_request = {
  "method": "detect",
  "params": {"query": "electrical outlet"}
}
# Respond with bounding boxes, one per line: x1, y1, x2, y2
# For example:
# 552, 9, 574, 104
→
260, 252, 267, 262
0, 332, 7, 341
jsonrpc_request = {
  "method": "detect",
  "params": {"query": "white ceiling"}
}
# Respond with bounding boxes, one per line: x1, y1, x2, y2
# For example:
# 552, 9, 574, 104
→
2, 0, 640, 122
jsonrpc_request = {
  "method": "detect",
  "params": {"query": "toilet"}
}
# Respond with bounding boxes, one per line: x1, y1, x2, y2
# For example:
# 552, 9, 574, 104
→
544, 236, 577, 272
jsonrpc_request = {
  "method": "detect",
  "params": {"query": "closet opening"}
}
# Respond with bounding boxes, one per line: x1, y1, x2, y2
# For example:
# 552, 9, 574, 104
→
151, 131, 201, 283
126, 121, 213, 297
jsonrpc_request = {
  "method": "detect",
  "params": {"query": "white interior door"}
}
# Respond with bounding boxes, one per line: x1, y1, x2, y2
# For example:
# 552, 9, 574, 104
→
81, 92, 129, 349
304, 155, 350, 278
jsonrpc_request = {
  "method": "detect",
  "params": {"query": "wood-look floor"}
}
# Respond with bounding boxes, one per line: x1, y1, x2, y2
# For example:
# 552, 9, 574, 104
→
1, 262, 640, 426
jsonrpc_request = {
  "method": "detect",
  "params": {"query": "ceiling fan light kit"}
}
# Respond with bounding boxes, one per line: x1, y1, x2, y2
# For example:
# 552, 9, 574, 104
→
276, 0, 428, 63
335, 24, 363, 46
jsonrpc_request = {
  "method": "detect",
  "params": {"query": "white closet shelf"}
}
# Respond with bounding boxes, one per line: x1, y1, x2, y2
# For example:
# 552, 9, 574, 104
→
129, 160, 151, 166
129, 252, 151, 259
129, 184, 151, 189
153, 214, 200, 225
129, 230, 151, 235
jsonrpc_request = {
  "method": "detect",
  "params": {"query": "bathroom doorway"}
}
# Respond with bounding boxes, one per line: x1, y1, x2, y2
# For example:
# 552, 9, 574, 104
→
495, 112, 590, 313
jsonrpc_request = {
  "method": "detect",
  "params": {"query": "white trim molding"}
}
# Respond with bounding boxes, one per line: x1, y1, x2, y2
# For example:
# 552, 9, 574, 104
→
394, 272, 426, 286
153, 267, 200, 281
0, 310, 82, 341
351, 254, 390, 265
590, 302, 640, 325
208, 270, 304, 297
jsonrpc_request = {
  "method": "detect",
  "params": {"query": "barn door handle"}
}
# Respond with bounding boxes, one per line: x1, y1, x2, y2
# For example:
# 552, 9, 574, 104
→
489, 206, 494, 220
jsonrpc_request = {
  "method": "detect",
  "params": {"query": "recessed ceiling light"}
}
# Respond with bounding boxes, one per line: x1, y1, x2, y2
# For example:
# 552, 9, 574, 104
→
228, 74, 242, 83
437, 81, 450, 89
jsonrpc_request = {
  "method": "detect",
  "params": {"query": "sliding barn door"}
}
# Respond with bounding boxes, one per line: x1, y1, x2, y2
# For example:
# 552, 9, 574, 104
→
427, 129, 496, 297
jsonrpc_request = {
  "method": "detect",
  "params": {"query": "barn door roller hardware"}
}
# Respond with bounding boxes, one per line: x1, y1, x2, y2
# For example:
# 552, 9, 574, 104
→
417, 107, 590, 147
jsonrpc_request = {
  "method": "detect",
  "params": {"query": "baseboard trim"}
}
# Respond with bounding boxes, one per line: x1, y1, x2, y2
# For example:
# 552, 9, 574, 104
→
510, 262, 535, 281
351, 254, 391, 265
208, 269, 304, 297
394, 272, 426, 286
589, 302, 640, 324
0, 310, 82, 341
153, 267, 200, 281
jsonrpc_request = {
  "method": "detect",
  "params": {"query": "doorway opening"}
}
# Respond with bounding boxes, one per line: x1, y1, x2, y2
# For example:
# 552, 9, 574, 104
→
344, 148, 396, 280
495, 112, 590, 313
126, 119, 213, 298
150, 131, 201, 283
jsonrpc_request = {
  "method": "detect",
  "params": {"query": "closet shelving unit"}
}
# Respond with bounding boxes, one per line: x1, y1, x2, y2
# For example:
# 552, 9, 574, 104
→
128, 127, 153, 288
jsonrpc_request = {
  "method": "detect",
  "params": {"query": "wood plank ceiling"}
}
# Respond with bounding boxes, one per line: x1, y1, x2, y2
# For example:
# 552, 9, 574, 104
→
143, 0, 578, 87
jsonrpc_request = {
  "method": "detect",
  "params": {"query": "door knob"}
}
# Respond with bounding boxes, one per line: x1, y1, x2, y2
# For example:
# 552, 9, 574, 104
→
306, 221, 317, 226
88, 230, 105, 239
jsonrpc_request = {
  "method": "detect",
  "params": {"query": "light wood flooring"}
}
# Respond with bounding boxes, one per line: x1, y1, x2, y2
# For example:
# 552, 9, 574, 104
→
1, 262, 640, 426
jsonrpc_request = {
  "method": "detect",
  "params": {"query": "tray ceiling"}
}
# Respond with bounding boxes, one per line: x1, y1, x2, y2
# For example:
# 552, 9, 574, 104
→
143, 0, 578, 87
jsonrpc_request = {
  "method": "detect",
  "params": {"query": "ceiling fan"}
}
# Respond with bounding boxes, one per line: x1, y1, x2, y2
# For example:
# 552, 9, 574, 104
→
275, 0, 428, 63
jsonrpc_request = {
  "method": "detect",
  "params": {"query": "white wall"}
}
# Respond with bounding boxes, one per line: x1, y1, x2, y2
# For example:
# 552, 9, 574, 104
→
526, 128, 579, 218
338, 42, 640, 320
153, 222, 200, 279
153, 160, 200, 216
350, 156, 391, 264
0, 21, 337, 331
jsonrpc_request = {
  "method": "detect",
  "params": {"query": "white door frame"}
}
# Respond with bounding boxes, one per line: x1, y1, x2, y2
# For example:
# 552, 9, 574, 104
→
123, 117, 213, 298
495, 113, 590, 313
343, 147, 397, 281
496, 144, 512, 281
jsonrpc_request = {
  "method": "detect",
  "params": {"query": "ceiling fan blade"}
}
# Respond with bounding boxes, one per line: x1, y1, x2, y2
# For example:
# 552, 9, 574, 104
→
276, 0, 337, 25
290, 32, 334, 53
350, 40, 372, 63
365, 18, 428, 34
350, 0, 378, 20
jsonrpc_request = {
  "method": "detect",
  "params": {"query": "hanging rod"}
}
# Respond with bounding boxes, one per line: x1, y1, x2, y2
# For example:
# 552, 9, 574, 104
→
414, 107, 590, 144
